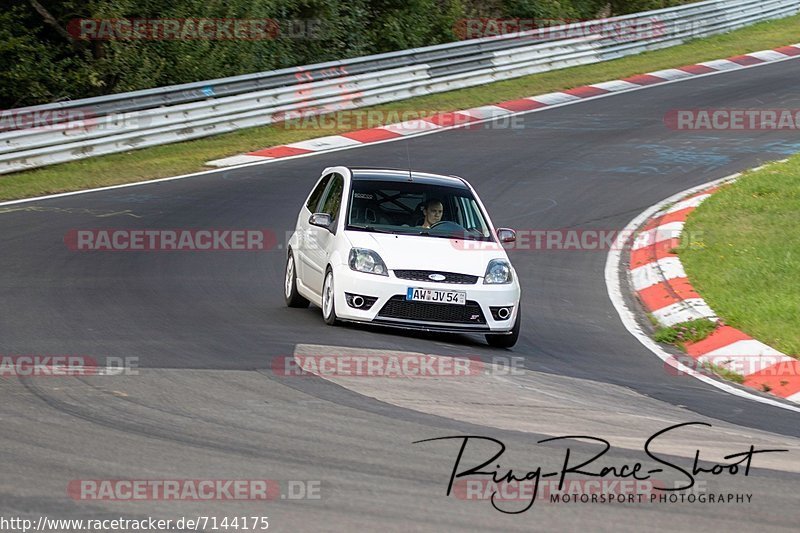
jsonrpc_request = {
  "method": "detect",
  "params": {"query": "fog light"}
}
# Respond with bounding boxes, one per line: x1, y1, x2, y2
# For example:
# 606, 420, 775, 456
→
345, 293, 378, 310
490, 306, 513, 320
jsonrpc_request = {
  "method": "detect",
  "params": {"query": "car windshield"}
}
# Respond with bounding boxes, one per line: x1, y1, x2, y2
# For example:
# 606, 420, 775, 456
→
346, 179, 493, 241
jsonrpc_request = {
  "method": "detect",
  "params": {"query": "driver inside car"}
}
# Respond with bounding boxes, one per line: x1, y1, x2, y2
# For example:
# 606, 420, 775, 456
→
420, 198, 444, 228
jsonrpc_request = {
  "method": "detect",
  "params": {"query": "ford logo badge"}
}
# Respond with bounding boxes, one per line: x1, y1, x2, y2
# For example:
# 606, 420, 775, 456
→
428, 273, 446, 281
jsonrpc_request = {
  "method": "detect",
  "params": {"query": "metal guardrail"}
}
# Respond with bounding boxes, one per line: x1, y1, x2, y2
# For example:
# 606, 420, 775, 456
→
1, 0, 798, 174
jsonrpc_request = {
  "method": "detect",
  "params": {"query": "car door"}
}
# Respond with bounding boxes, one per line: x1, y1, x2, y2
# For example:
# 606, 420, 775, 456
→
305, 173, 344, 295
296, 173, 332, 283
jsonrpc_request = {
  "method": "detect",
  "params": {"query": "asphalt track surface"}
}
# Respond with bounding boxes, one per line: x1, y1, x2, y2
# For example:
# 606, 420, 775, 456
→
1, 58, 800, 531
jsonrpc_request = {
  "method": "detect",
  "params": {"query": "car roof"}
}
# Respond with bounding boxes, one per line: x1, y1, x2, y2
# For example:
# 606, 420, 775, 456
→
348, 167, 469, 189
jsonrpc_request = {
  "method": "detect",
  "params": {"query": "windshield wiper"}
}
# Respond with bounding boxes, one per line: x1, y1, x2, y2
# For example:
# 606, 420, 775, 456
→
415, 230, 489, 241
347, 224, 398, 234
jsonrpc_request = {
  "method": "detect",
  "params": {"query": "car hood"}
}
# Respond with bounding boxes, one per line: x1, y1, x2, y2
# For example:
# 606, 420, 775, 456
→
344, 230, 508, 275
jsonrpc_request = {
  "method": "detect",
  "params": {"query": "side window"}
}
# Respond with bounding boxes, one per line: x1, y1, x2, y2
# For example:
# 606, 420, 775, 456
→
306, 173, 332, 212
458, 197, 471, 227
452, 197, 464, 226
319, 173, 345, 223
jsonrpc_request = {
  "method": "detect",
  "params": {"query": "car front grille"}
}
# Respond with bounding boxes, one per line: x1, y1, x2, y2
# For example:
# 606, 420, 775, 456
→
377, 295, 486, 324
393, 270, 479, 285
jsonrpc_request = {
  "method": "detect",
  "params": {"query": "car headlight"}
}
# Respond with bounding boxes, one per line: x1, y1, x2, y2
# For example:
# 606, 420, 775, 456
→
484, 259, 512, 284
349, 248, 388, 276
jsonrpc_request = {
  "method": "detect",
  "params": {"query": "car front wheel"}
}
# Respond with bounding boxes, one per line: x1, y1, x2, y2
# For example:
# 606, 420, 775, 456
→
486, 308, 520, 348
322, 268, 338, 325
284, 251, 309, 308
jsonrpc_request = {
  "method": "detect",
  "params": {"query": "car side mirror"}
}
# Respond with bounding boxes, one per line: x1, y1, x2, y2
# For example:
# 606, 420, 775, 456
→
496, 228, 516, 243
309, 213, 333, 229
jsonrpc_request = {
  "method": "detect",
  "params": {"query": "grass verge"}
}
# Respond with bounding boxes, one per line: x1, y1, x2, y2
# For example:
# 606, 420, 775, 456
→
1, 14, 800, 201
653, 319, 746, 384
654, 318, 718, 350
680, 158, 800, 356
699, 361, 745, 384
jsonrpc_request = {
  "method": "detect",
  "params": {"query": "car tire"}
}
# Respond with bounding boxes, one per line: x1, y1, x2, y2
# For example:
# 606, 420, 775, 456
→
284, 251, 309, 308
322, 268, 338, 326
486, 308, 520, 348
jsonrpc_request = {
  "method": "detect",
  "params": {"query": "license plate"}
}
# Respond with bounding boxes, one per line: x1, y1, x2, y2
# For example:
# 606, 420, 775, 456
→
406, 287, 466, 305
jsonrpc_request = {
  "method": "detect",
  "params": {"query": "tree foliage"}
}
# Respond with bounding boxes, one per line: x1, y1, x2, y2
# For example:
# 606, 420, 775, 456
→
0, 0, 694, 108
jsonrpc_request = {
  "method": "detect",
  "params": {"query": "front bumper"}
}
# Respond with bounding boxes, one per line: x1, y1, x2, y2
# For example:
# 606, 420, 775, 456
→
333, 266, 520, 333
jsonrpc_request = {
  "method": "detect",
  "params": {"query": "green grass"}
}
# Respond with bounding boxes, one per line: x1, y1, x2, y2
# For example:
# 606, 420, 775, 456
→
680, 159, 800, 356
654, 319, 745, 384
1, 14, 800, 201
700, 361, 745, 384
654, 318, 718, 350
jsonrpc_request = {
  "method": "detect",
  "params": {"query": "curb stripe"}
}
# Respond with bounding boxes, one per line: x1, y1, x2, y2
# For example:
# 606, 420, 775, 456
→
728, 54, 765, 66
495, 98, 548, 112
631, 257, 687, 291
423, 112, 481, 127
698, 340, 791, 373
528, 92, 581, 105
678, 64, 717, 75
249, 145, 312, 158
629, 238, 680, 268
651, 298, 717, 327
208, 43, 800, 174
699, 59, 742, 71
341, 128, 403, 142
743, 362, 800, 397
647, 68, 694, 80
636, 278, 701, 311
459, 105, 514, 119
641, 206, 695, 231
285, 135, 363, 151
380, 120, 442, 135
621, 73, 666, 85
775, 45, 800, 56
687, 186, 719, 199
746, 50, 788, 61
664, 194, 711, 214
685, 326, 752, 357
589, 80, 641, 92
608, 175, 800, 413
205, 154, 271, 167
631, 221, 684, 250
563, 86, 611, 98
630, 181, 799, 403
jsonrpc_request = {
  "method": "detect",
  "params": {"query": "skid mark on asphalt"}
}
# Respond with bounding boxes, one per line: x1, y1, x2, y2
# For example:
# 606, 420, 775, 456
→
0, 206, 142, 218
99, 193, 205, 203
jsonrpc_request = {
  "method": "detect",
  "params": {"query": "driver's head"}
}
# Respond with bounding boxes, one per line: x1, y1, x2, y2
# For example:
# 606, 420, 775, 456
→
422, 198, 443, 228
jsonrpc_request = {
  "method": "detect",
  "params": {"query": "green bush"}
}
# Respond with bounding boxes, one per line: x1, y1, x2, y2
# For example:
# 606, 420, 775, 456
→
0, 0, 699, 108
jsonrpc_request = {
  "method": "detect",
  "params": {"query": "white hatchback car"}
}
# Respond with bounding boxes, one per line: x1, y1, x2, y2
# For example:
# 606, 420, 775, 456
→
284, 166, 521, 347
